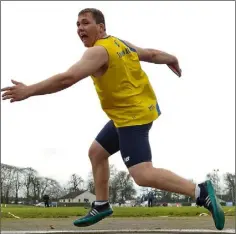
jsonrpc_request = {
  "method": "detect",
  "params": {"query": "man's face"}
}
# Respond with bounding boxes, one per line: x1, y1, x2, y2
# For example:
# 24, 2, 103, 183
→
77, 12, 101, 47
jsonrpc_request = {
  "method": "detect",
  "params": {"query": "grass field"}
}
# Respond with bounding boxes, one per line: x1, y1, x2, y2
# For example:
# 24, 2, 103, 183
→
1, 205, 235, 219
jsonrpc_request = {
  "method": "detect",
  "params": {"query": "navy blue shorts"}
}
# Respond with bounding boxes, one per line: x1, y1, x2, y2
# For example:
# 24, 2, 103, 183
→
95, 120, 153, 168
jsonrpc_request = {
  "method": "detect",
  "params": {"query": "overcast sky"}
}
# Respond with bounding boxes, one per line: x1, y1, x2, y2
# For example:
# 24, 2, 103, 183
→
1, 1, 235, 188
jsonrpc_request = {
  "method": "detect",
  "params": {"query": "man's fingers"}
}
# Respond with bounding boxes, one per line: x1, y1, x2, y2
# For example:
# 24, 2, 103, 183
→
2, 95, 14, 100
168, 65, 180, 77
10, 98, 17, 103
1, 86, 14, 92
1, 87, 9, 92
2, 80, 23, 91
168, 64, 182, 77
2, 91, 13, 98
11, 79, 22, 85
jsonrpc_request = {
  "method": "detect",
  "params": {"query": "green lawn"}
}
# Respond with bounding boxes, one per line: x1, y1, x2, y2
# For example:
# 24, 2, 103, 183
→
1, 206, 235, 219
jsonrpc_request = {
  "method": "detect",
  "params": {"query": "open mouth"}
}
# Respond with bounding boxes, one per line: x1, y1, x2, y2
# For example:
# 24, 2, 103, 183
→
81, 35, 88, 42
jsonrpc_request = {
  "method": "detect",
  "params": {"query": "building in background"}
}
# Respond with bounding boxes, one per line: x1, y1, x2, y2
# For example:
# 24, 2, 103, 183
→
59, 190, 96, 204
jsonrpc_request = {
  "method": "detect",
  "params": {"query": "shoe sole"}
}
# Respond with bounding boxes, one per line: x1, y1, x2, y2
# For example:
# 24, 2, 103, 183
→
206, 180, 225, 230
73, 209, 113, 227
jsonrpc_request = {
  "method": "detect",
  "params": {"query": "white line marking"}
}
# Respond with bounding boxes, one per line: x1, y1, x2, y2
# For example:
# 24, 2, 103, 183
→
1, 229, 235, 234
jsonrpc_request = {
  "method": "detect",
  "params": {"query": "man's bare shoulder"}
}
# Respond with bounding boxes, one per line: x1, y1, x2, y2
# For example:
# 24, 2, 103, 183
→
83, 46, 108, 59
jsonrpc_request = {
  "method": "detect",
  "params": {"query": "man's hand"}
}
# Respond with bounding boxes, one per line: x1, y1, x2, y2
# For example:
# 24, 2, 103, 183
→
167, 62, 182, 77
1, 80, 31, 103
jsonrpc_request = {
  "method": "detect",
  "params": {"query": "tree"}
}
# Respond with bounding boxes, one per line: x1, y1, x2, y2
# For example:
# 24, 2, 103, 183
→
223, 173, 235, 203
109, 164, 120, 203
31, 176, 41, 203
44, 179, 63, 200
140, 187, 149, 202
109, 175, 120, 203
109, 164, 118, 178
21, 167, 38, 202
171, 193, 182, 202
86, 171, 95, 194
113, 171, 136, 203
159, 190, 172, 202
1, 163, 63, 204
39, 177, 51, 199
109, 165, 130, 203
1, 163, 16, 203
206, 170, 221, 194
12, 167, 24, 204
152, 189, 162, 200
68, 174, 84, 192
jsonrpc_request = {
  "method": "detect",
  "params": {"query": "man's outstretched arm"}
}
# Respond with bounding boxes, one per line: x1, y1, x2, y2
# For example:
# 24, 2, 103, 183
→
123, 40, 182, 77
1, 46, 108, 102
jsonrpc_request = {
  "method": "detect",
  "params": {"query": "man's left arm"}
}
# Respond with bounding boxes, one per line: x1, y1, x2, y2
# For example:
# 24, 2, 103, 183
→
123, 40, 182, 77
1, 46, 108, 102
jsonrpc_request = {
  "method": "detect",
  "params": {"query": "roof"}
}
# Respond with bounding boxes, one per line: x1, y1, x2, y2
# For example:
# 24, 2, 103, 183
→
218, 198, 226, 203
60, 190, 86, 199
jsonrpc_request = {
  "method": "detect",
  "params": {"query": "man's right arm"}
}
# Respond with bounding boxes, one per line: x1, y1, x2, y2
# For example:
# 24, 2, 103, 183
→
123, 40, 181, 76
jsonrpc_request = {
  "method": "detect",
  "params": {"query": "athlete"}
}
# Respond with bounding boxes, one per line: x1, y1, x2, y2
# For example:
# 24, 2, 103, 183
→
1, 8, 225, 230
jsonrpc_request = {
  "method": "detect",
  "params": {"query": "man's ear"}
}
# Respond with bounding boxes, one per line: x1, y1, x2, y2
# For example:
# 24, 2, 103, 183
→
99, 23, 106, 32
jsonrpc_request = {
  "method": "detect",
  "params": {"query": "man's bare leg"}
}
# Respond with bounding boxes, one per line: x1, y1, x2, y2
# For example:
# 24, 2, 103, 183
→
88, 140, 110, 201
128, 162, 225, 230
73, 140, 113, 227
88, 147, 195, 199
128, 162, 196, 197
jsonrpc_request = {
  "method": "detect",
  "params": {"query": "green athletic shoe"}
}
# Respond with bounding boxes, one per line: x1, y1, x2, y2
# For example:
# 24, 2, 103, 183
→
196, 180, 225, 230
73, 201, 113, 227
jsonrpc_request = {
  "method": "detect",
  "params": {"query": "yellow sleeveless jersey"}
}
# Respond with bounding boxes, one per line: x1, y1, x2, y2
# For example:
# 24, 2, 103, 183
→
91, 36, 161, 127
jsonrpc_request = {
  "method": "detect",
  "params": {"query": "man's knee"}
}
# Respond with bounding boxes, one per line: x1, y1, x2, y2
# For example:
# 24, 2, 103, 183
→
88, 140, 110, 164
88, 142, 97, 160
132, 174, 150, 187
128, 162, 153, 187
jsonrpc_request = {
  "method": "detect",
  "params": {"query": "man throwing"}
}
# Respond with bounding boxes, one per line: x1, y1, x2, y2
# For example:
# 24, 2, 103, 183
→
1, 8, 225, 230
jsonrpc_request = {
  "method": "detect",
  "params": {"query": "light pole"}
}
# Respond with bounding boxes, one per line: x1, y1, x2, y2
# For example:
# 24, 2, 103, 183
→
213, 169, 220, 196
232, 176, 235, 204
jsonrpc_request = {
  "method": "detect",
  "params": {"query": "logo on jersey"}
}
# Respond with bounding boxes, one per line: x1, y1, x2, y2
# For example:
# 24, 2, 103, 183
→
117, 48, 131, 58
123, 156, 130, 162
114, 40, 120, 47
148, 104, 155, 111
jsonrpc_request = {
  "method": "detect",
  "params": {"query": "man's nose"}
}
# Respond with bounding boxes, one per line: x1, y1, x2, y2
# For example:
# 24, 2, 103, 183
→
77, 29, 84, 36
78, 24, 85, 31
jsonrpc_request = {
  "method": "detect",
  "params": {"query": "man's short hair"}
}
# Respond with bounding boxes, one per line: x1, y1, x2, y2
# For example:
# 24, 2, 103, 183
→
78, 8, 106, 30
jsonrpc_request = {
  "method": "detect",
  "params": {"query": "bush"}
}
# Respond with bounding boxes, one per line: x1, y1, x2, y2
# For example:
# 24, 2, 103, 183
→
57, 202, 90, 207
220, 202, 226, 206
181, 202, 192, 206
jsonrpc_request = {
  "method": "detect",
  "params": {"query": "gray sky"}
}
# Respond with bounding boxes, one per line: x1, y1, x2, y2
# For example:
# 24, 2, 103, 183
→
1, 1, 235, 187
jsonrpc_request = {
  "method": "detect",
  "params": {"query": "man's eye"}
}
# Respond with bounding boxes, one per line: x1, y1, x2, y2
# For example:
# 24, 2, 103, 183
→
77, 21, 89, 27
